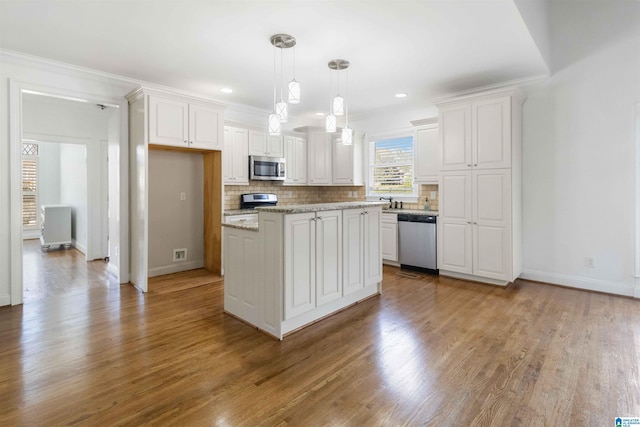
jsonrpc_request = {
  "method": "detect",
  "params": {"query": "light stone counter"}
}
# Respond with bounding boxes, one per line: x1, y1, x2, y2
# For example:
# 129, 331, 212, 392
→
255, 201, 387, 214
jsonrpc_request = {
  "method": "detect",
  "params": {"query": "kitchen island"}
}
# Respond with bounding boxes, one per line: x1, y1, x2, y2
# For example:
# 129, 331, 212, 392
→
223, 202, 385, 339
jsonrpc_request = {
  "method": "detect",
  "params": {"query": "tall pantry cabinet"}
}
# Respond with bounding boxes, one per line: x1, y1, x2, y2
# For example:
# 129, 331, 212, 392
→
435, 87, 525, 286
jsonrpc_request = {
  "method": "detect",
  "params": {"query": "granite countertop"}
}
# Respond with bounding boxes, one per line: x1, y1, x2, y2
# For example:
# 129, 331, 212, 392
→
255, 201, 388, 214
222, 222, 259, 231
223, 209, 257, 216
382, 209, 439, 216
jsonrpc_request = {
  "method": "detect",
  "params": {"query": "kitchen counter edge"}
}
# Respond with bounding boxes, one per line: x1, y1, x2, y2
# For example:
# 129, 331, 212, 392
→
255, 201, 388, 214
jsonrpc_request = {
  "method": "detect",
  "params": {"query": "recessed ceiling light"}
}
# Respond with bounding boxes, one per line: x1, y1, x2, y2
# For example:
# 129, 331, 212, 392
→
395, 93, 408, 98
220, 88, 233, 94
315, 112, 326, 116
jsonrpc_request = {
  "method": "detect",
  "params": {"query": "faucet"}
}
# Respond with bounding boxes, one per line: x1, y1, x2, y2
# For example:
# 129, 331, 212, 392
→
379, 196, 393, 208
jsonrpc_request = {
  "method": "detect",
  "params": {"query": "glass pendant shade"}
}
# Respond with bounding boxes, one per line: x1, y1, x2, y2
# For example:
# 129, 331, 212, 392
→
268, 113, 281, 136
325, 114, 337, 133
275, 101, 288, 123
341, 127, 353, 145
332, 95, 344, 116
288, 79, 301, 104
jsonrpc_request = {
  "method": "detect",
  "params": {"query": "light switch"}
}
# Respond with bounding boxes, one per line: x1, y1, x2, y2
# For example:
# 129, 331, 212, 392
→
180, 192, 186, 201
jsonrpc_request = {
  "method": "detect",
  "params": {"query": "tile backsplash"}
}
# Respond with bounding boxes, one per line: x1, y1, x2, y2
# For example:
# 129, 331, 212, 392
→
224, 182, 439, 211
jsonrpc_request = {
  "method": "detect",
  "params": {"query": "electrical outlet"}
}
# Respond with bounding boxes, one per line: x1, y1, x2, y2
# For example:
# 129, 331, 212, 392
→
180, 192, 186, 201
115, 246, 118, 257
173, 248, 187, 262
430, 191, 437, 199
347, 191, 352, 198
354, 191, 358, 198
585, 257, 595, 268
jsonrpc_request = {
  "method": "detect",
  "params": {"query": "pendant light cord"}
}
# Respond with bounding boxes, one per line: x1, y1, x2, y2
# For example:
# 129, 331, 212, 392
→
273, 46, 277, 109
280, 47, 284, 102
345, 67, 349, 126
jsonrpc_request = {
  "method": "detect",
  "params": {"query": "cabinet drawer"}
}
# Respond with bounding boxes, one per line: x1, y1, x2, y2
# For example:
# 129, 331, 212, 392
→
382, 213, 397, 224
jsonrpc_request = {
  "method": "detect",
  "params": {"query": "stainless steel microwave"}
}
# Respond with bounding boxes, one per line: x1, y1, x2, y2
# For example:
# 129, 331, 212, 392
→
249, 155, 286, 181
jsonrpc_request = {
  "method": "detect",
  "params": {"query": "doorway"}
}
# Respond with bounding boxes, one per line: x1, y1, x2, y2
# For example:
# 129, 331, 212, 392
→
9, 81, 130, 305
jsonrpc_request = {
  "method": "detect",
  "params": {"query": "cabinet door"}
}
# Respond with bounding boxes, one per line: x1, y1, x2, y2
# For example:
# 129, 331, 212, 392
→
267, 134, 284, 157
438, 171, 472, 273
224, 229, 258, 324
333, 138, 354, 185
189, 103, 223, 150
148, 95, 188, 147
440, 104, 471, 171
284, 213, 316, 319
364, 207, 382, 286
248, 130, 267, 156
342, 209, 364, 295
472, 169, 511, 280
315, 210, 342, 306
414, 124, 440, 183
381, 221, 398, 262
307, 132, 332, 185
223, 126, 249, 185
472, 97, 511, 169
284, 135, 306, 185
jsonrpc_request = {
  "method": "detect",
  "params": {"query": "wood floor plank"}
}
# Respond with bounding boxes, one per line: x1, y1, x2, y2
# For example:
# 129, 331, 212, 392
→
1, 265, 640, 425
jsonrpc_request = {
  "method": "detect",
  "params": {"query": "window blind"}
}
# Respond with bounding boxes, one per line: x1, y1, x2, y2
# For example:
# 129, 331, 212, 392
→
22, 147, 38, 229
370, 137, 414, 195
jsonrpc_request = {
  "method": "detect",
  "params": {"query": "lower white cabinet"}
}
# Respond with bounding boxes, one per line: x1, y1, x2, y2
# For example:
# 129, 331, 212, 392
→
343, 207, 382, 295
223, 227, 259, 324
284, 210, 342, 320
381, 213, 398, 262
438, 169, 512, 284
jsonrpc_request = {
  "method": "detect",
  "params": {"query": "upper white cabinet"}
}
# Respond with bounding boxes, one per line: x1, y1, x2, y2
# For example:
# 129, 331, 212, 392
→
284, 134, 307, 185
223, 126, 249, 185
333, 132, 364, 186
436, 87, 525, 286
411, 118, 440, 183
148, 94, 223, 150
439, 95, 512, 171
248, 130, 284, 158
307, 131, 333, 185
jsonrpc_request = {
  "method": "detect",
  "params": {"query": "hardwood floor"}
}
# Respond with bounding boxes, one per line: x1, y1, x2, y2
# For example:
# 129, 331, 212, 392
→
1, 265, 639, 425
22, 238, 118, 303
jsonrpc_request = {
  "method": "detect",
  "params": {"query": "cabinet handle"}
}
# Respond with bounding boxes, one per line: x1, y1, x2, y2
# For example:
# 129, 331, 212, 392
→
467, 221, 471, 224
190, 140, 193, 145
364, 211, 369, 215
473, 222, 477, 224
184, 140, 188, 144
316, 216, 323, 221
474, 164, 477, 166
467, 164, 471, 167
310, 218, 317, 222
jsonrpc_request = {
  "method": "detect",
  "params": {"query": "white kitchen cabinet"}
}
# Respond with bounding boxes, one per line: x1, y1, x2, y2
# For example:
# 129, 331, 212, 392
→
436, 87, 524, 286
223, 227, 258, 324
343, 206, 382, 295
439, 95, 512, 171
412, 118, 440, 183
284, 212, 316, 319
381, 213, 398, 262
223, 126, 249, 185
284, 134, 307, 185
333, 133, 364, 186
307, 131, 332, 185
284, 210, 343, 319
248, 130, 284, 158
148, 94, 223, 150
439, 169, 511, 280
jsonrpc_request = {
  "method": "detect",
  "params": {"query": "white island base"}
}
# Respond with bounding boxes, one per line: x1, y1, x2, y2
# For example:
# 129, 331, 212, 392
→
223, 203, 384, 340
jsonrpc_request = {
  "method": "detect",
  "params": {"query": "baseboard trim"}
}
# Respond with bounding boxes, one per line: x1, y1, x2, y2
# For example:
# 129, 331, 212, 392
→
634, 276, 640, 298
520, 270, 635, 297
439, 270, 509, 287
0, 294, 10, 307
148, 260, 205, 278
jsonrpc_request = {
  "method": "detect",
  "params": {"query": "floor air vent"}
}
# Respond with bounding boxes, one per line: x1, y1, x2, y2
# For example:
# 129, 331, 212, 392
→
396, 271, 421, 279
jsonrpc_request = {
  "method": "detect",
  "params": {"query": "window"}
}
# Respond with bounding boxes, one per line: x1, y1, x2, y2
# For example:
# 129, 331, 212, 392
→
368, 136, 416, 198
22, 142, 39, 230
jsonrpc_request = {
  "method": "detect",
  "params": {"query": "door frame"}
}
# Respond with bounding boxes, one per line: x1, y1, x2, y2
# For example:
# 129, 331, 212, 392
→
635, 103, 640, 298
9, 79, 130, 305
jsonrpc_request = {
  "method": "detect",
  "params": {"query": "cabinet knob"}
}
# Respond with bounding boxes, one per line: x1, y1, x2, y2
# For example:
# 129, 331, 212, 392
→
474, 164, 477, 166
184, 140, 188, 144
190, 141, 193, 145
316, 216, 322, 221
467, 221, 471, 224
467, 164, 471, 167
474, 222, 477, 224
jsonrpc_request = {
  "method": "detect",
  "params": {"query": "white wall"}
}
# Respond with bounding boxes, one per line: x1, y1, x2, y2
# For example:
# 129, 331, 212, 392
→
519, 9, 640, 295
0, 52, 134, 305
59, 143, 87, 253
148, 150, 204, 277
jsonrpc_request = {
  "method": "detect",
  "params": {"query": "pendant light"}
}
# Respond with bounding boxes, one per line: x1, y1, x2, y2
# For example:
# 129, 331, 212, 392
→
326, 67, 336, 133
288, 45, 301, 104
341, 66, 352, 145
268, 34, 297, 133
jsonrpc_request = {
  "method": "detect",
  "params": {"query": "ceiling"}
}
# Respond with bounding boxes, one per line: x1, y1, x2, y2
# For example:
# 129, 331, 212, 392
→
0, 0, 549, 124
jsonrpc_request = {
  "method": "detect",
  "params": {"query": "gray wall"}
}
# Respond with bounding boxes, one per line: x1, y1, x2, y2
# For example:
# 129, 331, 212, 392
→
148, 150, 204, 276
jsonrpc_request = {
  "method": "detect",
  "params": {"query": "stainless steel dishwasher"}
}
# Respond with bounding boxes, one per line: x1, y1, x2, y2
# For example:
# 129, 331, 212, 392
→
398, 214, 438, 273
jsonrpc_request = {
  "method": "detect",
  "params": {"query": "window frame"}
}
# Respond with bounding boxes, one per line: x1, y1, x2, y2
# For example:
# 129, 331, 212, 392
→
365, 132, 418, 202
21, 142, 39, 231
